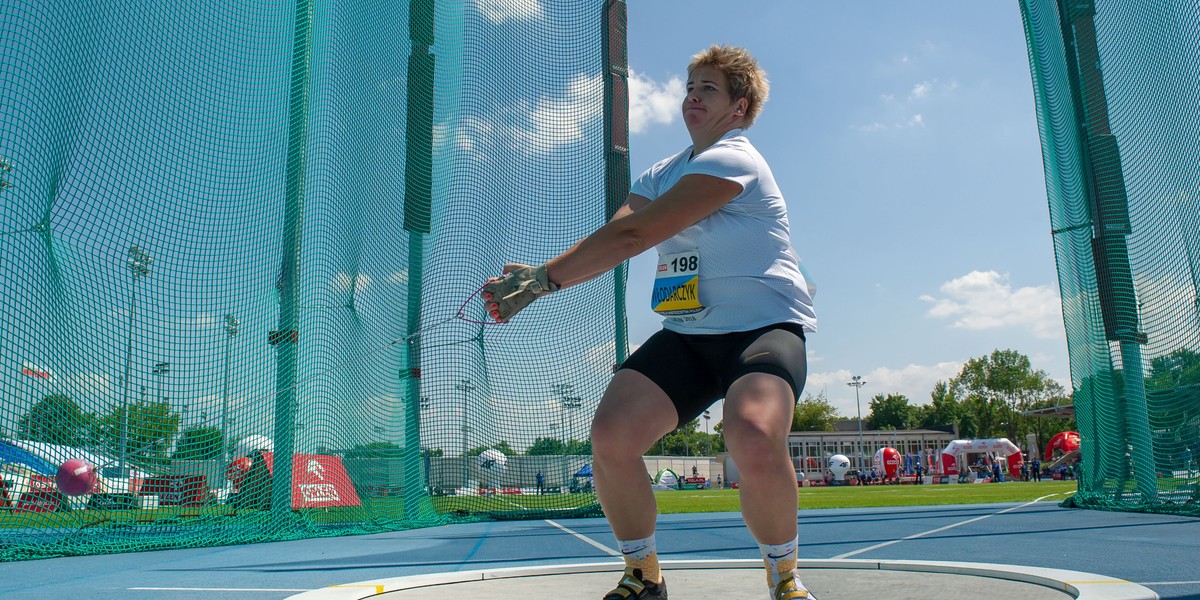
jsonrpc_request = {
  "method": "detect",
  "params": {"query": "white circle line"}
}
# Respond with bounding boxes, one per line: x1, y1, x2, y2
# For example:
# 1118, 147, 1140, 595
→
284, 559, 1159, 600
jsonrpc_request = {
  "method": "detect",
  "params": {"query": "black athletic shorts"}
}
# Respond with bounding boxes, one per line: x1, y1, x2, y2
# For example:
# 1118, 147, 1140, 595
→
618, 322, 808, 428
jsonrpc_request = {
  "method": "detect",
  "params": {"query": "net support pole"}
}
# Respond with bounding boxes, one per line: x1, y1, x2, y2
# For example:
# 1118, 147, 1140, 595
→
402, 0, 436, 520
1053, 0, 1156, 501
272, 0, 315, 524
1019, 0, 1105, 487
602, 0, 630, 368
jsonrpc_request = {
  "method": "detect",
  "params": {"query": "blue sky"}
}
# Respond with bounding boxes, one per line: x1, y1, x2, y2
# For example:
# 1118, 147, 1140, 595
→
622, 1, 1067, 423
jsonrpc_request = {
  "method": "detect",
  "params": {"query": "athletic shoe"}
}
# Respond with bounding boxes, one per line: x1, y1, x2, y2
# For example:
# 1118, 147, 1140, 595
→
603, 567, 667, 599
773, 574, 817, 600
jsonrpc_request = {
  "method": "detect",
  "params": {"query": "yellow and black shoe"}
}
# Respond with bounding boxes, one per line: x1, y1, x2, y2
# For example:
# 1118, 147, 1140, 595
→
603, 567, 668, 600
773, 574, 817, 600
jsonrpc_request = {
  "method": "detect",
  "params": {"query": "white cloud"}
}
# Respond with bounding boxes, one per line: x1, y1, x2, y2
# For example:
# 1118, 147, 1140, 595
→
62, 372, 114, 404
808, 361, 963, 417
523, 73, 604, 151
440, 73, 604, 157
854, 122, 888, 133
907, 79, 959, 101
921, 270, 1064, 339
386, 270, 410, 285
628, 70, 683, 134
852, 114, 923, 133
475, 0, 543, 22
855, 78, 955, 132
334, 272, 372, 293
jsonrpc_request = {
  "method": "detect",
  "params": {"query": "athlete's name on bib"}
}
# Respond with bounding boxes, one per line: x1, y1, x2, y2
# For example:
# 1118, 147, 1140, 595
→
652, 279, 698, 304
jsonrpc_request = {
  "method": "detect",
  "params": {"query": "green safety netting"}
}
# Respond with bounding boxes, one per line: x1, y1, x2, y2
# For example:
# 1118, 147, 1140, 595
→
1021, 0, 1200, 515
0, 0, 629, 560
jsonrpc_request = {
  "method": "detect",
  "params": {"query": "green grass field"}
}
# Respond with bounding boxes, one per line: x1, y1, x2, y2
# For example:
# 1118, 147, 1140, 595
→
655, 480, 1077, 513
418, 480, 1078, 515
0, 481, 1078, 529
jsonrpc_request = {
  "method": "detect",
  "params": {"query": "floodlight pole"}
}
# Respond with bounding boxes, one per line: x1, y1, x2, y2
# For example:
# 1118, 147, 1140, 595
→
557, 386, 583, 487
456, 380, 476, 490
703, 410, 711, 456
119, 245, 152, 478
847, 376, 867, 472
219, 314, 239, 465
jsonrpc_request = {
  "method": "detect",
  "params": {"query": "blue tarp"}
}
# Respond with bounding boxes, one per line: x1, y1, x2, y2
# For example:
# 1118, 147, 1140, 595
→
573, 464, 592, 478
0, 440, 57, 475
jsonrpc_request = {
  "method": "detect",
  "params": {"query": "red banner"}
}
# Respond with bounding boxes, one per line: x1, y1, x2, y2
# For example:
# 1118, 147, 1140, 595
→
21, 363, 52, 379
260, 452, 362, 509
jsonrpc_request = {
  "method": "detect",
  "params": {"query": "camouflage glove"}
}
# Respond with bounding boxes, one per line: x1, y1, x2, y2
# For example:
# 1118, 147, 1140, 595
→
481, 264, 558, 322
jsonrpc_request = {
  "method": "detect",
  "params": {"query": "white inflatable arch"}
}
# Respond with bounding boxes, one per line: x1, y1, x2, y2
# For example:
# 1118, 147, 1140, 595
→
939, 438, 1023, 479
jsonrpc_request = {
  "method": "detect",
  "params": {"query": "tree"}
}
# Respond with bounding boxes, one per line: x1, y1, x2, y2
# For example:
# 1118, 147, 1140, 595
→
793, 391, 839, 431
913, 381, 965, 433
526, 437, 566, 456
97, 400, 180, 469
566, 439, 592, 455
343, 441, 403, 458
1146, 349, 1200, 441
866, 393, 912, 430
466, 441, 515, 457
18, 394, 95, 445
526, 437, 591, 455
1148, 348, 1200, 391
173, 426, 225, 460
647, 419, 711, 456
950, 349, 1065, 440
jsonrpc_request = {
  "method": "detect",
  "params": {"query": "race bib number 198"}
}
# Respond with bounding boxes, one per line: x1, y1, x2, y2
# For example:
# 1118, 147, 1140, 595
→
652, 251, 704, 314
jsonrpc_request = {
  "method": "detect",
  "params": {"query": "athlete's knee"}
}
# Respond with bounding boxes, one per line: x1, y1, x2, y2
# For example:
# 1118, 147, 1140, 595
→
591, 408, 659, 461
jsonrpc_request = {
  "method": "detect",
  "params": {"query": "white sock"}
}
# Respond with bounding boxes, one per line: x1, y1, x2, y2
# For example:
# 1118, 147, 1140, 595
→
759, 538, 808, 594
618, 534, 660, 583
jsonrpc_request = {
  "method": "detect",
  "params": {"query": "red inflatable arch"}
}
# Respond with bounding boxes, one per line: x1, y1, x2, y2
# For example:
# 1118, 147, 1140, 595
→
939, 438, 1023, 479
1044, 431, 1081, 461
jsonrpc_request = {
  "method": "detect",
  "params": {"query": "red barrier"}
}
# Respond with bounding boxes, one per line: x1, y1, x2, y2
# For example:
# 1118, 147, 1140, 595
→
16, 476, 62, 513
140, 475, 209, 506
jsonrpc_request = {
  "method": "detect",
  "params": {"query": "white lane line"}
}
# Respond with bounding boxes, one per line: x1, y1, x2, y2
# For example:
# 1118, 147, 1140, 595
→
129, 588, 308, 592
833, 494, 1065, 560
545, 519, 621, 556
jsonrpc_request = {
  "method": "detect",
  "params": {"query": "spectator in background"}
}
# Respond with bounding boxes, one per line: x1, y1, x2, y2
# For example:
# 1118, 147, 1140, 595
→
1031, 457, 1042, 482
536, 470, 545, 495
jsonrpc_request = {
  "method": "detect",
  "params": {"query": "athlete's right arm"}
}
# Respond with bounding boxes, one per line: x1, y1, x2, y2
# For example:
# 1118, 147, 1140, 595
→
545, 193, 650, 289
544, 173, 741, 289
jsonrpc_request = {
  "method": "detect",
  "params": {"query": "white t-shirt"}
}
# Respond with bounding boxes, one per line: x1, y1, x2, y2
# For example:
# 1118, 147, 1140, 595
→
630, 129, 817, 334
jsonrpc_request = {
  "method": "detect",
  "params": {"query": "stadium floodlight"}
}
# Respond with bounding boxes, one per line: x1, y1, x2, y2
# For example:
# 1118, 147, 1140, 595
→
153, 361, 169, 404
847, 375, 867, 471
118, 245, 153, 477
0, 155, 11, 190
220, 314, 239, 465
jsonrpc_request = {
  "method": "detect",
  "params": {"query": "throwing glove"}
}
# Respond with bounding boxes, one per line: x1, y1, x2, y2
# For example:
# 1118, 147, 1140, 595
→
481, 264, 558, 322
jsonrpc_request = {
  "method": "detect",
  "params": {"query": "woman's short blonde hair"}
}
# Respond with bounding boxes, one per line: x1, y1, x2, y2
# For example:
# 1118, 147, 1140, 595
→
688, 45, 770, 128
